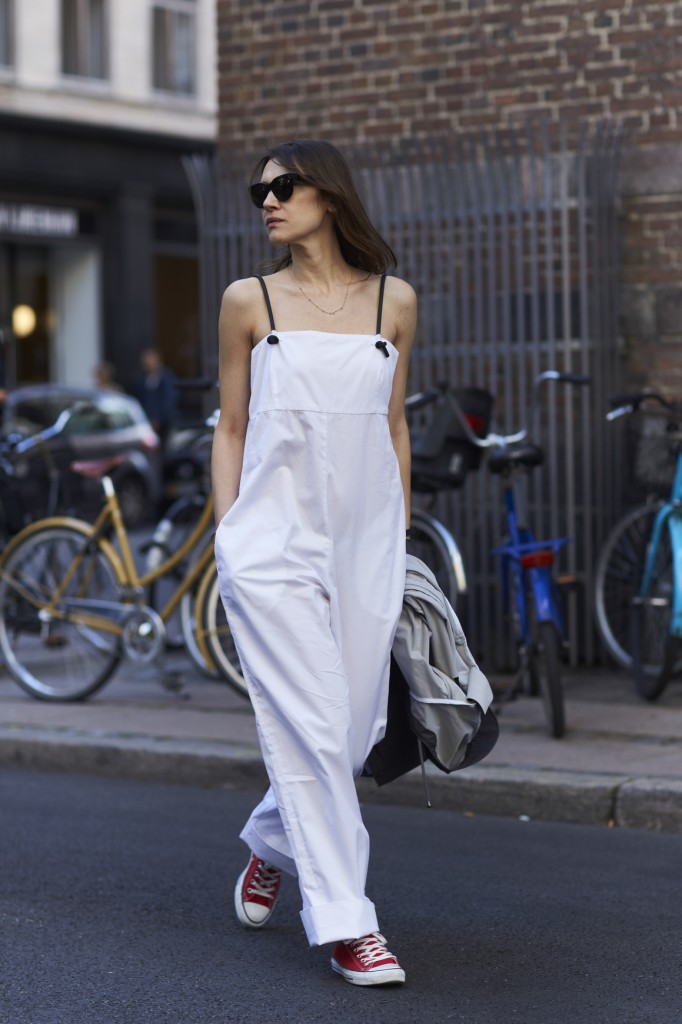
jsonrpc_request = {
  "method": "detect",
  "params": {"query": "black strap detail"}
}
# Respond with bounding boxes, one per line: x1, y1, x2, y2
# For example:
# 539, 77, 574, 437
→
254, 274, 276, 331
376, 272, 387, 336
375, 340, 389, 358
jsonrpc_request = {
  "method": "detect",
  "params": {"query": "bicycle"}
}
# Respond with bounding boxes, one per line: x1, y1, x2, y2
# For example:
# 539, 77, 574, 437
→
143, 409, 217, 658
0, 405, 82, 547
0, 465, 243, 701
594, 391, 682, 700
406, 385, 495, 608
437, 371, 590, 738
142, 490, 218, 673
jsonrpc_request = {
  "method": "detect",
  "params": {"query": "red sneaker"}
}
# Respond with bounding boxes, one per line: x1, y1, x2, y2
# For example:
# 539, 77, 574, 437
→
234, 853, 282, 928
331, 932, 406, 986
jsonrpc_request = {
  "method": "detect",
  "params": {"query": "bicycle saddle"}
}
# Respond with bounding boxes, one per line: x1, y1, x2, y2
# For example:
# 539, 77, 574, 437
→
488, 444, 544, 474
70, 455, 126, 478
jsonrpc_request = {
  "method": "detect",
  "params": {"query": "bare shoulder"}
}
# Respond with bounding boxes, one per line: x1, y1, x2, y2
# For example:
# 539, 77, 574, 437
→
220, 275, 263, 316
383, 275, 417, 343
219, 276, 267, 349
385, 275, 417, 308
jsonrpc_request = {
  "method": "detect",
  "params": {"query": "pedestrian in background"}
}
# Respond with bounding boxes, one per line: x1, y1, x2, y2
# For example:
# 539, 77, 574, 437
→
135, 348, 177, 448
212, 139, 416, 986
93, 362, 123, 392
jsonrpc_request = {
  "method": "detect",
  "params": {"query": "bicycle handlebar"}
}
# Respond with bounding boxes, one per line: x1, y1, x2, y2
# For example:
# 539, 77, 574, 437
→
549, 372, 591, 386
409, 371, 590, 450
404, 386, 442, 413
0, 402, 95, 476
605, 390, 680, 422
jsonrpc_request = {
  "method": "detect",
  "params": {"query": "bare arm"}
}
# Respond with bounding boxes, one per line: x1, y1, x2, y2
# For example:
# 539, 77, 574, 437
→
386, 278, 417, 528
211, 280, 256, 526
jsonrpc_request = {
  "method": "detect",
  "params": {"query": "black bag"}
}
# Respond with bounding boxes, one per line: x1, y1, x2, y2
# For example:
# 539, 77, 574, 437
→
365, 656, 499, 788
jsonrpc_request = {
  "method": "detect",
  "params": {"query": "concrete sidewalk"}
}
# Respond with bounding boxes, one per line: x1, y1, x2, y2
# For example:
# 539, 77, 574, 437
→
1, 655, 681, 834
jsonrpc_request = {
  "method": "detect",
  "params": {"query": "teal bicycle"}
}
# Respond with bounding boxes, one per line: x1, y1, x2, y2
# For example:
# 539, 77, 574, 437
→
596, 391, 682, 700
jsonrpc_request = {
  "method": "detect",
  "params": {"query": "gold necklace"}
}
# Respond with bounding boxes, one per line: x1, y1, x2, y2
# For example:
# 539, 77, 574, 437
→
290, 268, 351, 316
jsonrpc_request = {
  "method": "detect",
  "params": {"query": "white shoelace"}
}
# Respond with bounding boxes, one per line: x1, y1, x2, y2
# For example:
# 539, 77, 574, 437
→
247, 861, 281, 902
348, 933, 393, 966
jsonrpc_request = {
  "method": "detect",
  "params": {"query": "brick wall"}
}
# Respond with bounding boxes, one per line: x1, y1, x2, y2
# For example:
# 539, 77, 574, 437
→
217, 0, 682, 393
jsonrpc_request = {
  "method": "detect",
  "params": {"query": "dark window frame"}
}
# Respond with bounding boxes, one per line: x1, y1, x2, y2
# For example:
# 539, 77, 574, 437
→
0, 0, 14, 68
152, 0, 197, 98
61, 0, 109, 81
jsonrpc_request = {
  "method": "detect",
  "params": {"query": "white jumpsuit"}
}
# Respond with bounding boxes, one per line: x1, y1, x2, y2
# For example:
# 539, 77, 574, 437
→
214, 276, 406, 947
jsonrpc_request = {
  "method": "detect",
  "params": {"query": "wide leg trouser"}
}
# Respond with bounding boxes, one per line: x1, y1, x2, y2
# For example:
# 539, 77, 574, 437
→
221, 559, 400, 947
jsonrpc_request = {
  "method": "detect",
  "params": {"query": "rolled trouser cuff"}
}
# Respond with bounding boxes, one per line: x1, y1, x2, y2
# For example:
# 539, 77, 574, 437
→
300, 896, 378, 947
240, 823, 297, 878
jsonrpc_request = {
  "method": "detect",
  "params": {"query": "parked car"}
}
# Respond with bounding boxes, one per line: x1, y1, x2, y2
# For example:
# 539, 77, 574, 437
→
0, 385, 162, 531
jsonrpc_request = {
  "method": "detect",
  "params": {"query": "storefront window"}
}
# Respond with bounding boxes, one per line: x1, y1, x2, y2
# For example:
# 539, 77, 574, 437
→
0, 0, 14, 68
0, 245, 52, 386
61, 0, 108, 80
154, 253, 199, 380
152, 1, 196, 97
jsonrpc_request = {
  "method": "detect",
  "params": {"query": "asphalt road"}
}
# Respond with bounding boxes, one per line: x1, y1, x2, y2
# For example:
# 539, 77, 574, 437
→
1, 769, 680, 1024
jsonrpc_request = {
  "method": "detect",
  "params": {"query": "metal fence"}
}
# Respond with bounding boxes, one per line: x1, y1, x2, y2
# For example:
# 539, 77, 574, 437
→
184, 120, 622, 668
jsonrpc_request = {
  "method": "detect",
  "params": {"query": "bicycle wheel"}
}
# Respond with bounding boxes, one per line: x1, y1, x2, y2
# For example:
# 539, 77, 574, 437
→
146, 496, 208, 652
594, 503, 682, 676
532, 621, 565, 738
408, 510, 463, 609
199, 566, 248, 698
145, 497, 219, 676
661, 635, 681, 690
179, 586, 220, 679
631, 522, 675, 701
504, 556, 539, 695
0, 525, 122, 700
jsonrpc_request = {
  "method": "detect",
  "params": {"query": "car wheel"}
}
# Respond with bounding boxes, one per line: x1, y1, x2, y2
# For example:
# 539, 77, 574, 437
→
115, 474, 149, 529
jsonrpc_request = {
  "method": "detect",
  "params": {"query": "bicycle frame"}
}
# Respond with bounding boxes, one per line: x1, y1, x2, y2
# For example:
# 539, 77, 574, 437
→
407, 371, 584, 738
639, 455, 682, 639
492, 481, 568, 643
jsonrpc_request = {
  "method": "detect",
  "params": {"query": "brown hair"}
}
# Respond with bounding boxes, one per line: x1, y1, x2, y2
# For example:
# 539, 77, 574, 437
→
251, 139, 397, 275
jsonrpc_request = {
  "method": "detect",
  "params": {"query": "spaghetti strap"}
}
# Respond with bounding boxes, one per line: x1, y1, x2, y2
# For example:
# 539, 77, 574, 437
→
254, 274, 276, 331
376, 273, 387, 336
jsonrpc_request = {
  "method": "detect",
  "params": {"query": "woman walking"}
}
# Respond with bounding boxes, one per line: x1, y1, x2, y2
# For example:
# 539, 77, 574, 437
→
212, 139, 416, 986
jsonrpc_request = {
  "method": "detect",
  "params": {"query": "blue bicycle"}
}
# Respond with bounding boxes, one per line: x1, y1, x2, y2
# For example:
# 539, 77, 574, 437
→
445, 371, 590, 737
598, 391, 682, 701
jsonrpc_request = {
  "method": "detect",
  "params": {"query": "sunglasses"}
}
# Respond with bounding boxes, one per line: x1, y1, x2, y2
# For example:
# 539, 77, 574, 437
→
248, 172, 308, 209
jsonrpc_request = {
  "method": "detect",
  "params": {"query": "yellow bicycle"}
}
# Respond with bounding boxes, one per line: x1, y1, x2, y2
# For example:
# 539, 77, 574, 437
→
0, 465, 245, 701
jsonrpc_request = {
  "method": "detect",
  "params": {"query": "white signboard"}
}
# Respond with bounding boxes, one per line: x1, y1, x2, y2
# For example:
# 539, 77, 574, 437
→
0, 203, 79, 238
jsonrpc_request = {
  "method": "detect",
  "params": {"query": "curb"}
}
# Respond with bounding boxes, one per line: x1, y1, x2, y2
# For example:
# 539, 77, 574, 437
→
359, 766, 680, 835
1, 725, 681, 834
357, 765, 629, 827
616, 778, 682, 834
0, 726, 268, 790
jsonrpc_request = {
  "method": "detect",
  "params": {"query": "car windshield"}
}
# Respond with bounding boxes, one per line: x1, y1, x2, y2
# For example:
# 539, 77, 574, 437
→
7, 394, 140, 436
8, 397, 75, 436
96, 395, 140, 430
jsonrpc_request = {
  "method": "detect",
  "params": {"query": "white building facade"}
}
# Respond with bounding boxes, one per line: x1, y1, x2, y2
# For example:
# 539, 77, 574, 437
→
0, 0, 216, 390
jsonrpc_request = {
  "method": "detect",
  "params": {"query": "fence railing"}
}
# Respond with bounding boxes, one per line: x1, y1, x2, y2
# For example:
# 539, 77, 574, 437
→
184, 119, 622, 667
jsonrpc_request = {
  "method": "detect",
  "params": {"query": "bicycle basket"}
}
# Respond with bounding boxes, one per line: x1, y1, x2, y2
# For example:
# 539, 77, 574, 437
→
411, 387, 494, 493
625, 413, 679, 500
